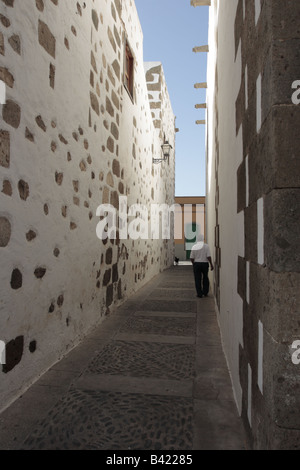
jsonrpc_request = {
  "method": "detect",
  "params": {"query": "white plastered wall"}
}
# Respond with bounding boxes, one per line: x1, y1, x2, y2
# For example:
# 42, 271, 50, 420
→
206, 0, 244, 413
0, 0, 175, 411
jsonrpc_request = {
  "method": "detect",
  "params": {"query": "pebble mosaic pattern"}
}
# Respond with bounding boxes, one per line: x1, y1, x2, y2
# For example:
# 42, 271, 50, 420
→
151, 288, 196, 300
86, 341, 196, 380
22, 389, 193, 450
139, 300, 197, 313
119, 315, 196, 337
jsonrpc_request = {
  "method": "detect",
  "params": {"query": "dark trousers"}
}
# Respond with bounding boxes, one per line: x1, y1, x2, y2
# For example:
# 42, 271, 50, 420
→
193, 262, 209, 297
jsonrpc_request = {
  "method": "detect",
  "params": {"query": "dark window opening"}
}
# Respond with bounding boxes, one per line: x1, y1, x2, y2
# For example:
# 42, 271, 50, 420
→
124, 41, 134, 100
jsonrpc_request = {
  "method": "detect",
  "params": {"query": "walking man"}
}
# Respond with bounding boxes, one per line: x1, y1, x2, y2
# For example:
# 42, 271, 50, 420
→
190, 234, 214, 298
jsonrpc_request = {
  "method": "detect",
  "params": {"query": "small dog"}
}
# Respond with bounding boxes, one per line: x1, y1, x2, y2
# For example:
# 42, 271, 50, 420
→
174, 257, 179, 266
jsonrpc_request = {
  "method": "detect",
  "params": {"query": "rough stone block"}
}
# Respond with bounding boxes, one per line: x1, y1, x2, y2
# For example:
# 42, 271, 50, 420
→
36, 0, 44, 12
242, 302, 259, 380
112, 159, 120, 177
8, 34, 21, 55
106, 284, 114, 307
234, 0, 243, 59
106, 248, 113, 265
237, 159, 246, 213
244, 201, 257, 262
2, 179, 12, 196
0, 32, 4, 55
114, 0, 122, 18
112, 263, 118, 283
35, 115, 46, 132
241, 87, 257, 159
272, 106, 300, 189
113, 25, 120, 48
111, 89, 120, 109
237, 256, 246, 300
110, 191, 119, 209
2, 0, 14, 6
18, 179, 29, 200
3, 99, 21, 128
2, 336, 24, 373
263, 330, 300, 430
247, 117, 273, 205
107, 136, 114, 153
90, 91, 99, 115
107, 27, 116, 53
269, 0, 300, 40
106, 172, 114, 188
251, 263, 300, 342
0, 14, 10, 28
0, 216, 11, 247
91, 10, 99, 31
262, 39, 300, 118
0, 67, 14, 88
111, 122, 119, 140
49, 63, 55, 89
112, 60, 120, 80
38, 20, 56, 58
0, 130, 10, 167
106, 96, 114, 117
91, 51, 97, 74
10, 268, 22, 289
270, 426, 300, 450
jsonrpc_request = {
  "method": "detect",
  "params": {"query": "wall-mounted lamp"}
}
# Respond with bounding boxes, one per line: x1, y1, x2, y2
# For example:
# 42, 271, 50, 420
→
153, 141, 173, 164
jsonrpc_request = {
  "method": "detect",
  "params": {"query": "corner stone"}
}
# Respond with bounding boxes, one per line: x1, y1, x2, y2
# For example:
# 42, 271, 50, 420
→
3, 99, 21, 128
0, 130, 10, 167
38, 20, 56, 58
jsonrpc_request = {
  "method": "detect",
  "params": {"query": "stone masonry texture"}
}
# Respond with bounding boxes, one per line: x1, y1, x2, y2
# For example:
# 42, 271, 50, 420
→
0, 0, 176, 412
207, 0, 300, 451
234, 0, 300, 449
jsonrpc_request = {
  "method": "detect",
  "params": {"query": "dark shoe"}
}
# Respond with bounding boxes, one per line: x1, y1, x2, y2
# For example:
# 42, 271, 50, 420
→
197, 294, 203, 298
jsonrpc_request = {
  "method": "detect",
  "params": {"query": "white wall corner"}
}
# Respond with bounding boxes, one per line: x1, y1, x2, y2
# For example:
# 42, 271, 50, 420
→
257, 197, 264, 265
256, 73, 262, 133
246, 260, 250, 304
247, 363, 252, 427
258, 320, 264, 394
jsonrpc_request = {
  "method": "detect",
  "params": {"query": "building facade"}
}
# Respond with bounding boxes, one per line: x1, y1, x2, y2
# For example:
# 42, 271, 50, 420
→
0, 0, 176, 412
174, 196, 205, 261
204, 0, 300, 449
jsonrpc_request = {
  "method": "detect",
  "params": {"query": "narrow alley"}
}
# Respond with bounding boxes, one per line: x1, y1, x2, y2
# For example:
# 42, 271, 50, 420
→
0, 265, 246, 451
1, 0, 299, 451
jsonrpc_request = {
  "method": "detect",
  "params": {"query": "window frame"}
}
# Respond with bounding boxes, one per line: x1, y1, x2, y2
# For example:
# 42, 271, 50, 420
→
123, 37, 134, 101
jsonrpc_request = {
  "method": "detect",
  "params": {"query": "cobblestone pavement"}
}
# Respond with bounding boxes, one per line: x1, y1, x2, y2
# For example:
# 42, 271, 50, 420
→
0, 266, 247, 450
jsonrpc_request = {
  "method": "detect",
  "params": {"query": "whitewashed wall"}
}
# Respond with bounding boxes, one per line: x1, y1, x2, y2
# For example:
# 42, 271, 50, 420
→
206, 0, 243, 412
0, 0, 175, 411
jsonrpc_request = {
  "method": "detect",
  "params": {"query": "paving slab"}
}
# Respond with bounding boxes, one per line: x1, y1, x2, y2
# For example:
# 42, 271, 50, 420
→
0, 265, 247, 451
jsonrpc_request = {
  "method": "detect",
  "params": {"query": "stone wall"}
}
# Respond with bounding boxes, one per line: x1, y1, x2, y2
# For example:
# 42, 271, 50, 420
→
206, 0, 300, 449
0, 0, 176, 411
